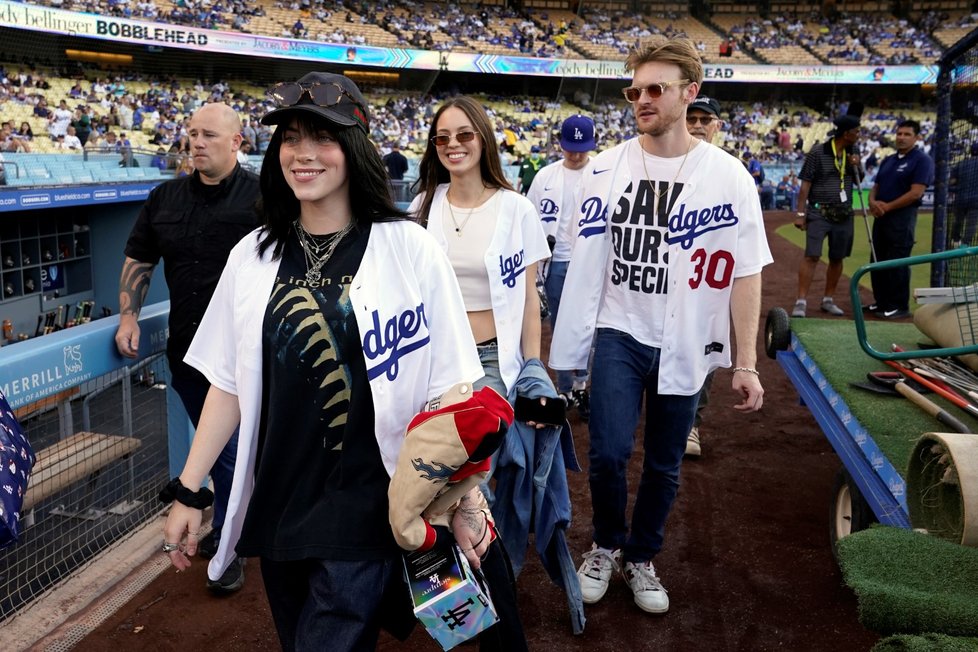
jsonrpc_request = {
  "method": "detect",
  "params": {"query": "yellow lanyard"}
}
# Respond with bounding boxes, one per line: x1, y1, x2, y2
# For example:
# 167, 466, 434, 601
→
831, 139, 846, 191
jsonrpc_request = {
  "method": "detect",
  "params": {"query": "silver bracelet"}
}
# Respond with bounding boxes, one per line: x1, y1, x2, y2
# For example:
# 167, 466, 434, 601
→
732, 367, 760, 376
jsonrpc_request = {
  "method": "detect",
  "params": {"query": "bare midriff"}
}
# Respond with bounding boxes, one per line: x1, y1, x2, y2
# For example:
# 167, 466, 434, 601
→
467, 309, 496, 345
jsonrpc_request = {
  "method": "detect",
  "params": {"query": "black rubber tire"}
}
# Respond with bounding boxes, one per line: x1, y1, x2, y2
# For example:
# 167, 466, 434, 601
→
764, 307, 791, 360
829, 468, 878, 563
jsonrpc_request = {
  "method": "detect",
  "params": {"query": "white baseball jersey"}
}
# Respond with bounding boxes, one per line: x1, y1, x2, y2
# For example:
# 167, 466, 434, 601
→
549, 138, 772, 395
526, 158, 592, 262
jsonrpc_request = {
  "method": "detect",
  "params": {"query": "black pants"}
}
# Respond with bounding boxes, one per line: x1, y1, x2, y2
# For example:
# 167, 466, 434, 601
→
259, 540, 528, 652
870, 209, 917, 312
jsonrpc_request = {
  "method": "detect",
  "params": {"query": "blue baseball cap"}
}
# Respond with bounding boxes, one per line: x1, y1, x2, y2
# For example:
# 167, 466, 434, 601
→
560, 115, 596, 153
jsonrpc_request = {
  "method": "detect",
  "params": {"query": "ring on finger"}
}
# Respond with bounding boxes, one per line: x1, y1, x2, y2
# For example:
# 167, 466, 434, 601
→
162, 541, 180, 553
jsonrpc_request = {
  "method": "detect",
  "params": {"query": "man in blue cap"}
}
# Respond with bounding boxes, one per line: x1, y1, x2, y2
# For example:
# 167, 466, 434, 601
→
526, 114, 597, 416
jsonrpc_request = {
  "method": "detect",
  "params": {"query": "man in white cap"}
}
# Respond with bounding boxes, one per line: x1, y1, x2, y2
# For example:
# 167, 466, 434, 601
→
527, 114, 596, 417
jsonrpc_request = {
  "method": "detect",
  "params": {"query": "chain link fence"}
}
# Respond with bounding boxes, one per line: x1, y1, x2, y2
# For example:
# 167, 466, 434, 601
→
0, 353, 170, 620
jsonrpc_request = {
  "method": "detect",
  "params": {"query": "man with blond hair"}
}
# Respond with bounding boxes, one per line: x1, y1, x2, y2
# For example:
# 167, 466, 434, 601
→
550, 35, 771, 615
115, 102, 260, 595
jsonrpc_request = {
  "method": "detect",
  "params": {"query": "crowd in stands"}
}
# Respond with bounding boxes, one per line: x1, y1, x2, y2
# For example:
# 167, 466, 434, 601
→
20, 0, 956, 65
0, 57, 939, 194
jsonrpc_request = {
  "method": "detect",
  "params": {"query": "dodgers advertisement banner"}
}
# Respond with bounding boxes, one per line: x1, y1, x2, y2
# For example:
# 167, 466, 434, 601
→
0, 182, 158, 213
0, 302, 169, 410
0, 0, 939, 84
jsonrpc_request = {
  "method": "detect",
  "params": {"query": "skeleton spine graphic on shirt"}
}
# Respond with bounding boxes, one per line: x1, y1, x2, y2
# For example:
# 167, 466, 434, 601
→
268, 281, 353, 451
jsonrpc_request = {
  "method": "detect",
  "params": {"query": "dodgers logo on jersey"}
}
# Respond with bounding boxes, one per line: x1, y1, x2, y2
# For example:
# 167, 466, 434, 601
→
499, 249, 526, 288
665, 202, 739, 250
538, 198, 558, 223
362, 303, 430, 381
577, 196, 608, 238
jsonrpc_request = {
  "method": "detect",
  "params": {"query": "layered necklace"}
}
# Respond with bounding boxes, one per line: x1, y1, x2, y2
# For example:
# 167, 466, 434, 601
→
294, 219, 355, 283
641, 133, 694, 202
447, 185, 490, 237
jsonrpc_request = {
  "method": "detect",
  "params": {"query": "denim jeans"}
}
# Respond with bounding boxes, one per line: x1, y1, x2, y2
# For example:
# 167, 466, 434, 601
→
474, 341, 507, 504
473, 341, 507, 397
588, 329, 700, 563
169, 360, 239, 537
544, 261, 589, 393
260, 556, 410, 652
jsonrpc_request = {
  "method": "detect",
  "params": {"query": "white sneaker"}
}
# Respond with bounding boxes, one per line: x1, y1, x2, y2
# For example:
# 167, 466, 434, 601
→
624, 560, 669, 614
577, 544, 621, 604
791, 299, 807, 318
685, 426, 701, 458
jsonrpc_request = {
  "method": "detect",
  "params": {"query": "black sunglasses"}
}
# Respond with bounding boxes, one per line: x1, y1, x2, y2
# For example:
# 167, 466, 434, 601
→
622, 79, 689, 102
268, 82, 360, 110
430, 131, 479, 147
686, 115, 717, 125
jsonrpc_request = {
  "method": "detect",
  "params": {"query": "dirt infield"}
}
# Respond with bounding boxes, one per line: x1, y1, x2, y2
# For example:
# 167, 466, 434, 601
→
69, 210, 882, 652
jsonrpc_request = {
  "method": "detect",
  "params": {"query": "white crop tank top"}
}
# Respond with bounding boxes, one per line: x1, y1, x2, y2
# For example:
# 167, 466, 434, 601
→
442, 191, 499, 311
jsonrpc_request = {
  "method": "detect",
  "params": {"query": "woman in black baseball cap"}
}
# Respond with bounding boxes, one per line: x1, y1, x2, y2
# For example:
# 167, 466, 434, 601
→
163, 73, 500, 651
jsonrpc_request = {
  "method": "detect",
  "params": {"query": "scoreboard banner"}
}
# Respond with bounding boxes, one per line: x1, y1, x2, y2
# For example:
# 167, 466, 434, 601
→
0, 0, 938, 84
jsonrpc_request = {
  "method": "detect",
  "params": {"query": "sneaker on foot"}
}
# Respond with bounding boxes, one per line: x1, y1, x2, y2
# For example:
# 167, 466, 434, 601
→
881, 308, 912, 320
685, 426, 701, 458
577, 544, 621, 604
820, 298, 844, 316
207, 557, 245, 595
197, 529, 219, 560
572, 388, 590, 421
791, 300, 807, 318
558, 391, 576, 409
624, 560, 670, 614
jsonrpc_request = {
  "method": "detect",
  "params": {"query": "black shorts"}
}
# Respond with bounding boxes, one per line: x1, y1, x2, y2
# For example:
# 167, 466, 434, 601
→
805, 210, 854, 260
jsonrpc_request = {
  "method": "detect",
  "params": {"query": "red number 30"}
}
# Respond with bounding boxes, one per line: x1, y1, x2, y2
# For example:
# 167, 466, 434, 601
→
688, 248, 734, 290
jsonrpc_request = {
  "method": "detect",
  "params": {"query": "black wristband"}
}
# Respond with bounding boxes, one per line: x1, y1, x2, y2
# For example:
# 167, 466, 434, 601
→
159, 477, 214, 509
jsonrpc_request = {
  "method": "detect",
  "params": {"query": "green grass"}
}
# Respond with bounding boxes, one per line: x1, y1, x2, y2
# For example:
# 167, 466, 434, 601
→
775, 212, 934, 309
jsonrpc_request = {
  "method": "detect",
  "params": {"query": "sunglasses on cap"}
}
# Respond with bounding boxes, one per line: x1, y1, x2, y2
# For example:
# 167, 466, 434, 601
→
268, 81, 361, 111
430, 131, 479, 147
621, 79, 689, 102
686, 115, 717, 125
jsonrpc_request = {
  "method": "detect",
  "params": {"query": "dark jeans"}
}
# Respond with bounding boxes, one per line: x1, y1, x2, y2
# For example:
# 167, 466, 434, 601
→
870, 209, 916, 312
169, 359, 238, 536
588, 329, 699, 563
260, 540, 527, 652
544, 260, 588, 393
693, 369, 715, 429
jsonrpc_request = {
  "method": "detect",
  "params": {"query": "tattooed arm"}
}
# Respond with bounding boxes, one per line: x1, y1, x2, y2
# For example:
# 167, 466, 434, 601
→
115, 256, 155, 358
451, 487, 493, 570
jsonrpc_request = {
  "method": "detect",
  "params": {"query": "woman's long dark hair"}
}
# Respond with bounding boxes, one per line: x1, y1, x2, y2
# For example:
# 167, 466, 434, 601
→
257, 112, 407, 258
412, 96, 514, 226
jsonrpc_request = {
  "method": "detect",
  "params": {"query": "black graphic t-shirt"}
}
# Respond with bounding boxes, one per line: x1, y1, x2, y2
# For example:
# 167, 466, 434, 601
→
238, 221, 398, 561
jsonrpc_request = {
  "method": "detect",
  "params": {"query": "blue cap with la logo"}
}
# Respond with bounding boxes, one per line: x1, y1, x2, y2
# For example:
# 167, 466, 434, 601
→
559, 114, 596, 153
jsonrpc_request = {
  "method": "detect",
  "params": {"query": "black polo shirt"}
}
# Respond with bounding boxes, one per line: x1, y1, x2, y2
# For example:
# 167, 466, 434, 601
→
125, 163, 261, 364
800, 139, 858, 208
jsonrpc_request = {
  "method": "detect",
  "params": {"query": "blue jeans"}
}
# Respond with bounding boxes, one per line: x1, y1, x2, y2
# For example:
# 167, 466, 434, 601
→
169, 360, 239, 537
544, 261, 589, 393
588, 329, 699, 563
474, 341, 507, 504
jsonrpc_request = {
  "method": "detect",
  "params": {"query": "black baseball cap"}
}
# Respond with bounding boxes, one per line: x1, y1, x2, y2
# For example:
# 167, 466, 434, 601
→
688, 96, 721, 118
261, 72, 370, 133
832, 114, 861, 133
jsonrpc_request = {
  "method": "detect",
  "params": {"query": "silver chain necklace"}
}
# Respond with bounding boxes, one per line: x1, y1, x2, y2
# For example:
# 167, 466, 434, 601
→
294, 219, 354, 283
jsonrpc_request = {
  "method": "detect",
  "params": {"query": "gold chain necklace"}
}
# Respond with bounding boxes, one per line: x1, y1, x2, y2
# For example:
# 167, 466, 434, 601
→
641, 134, 694, 202
294, 219, 354, 283
447, 186, 489, 237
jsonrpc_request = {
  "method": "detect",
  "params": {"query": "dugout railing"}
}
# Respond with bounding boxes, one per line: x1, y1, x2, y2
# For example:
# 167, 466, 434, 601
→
0, 302, 171, 620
